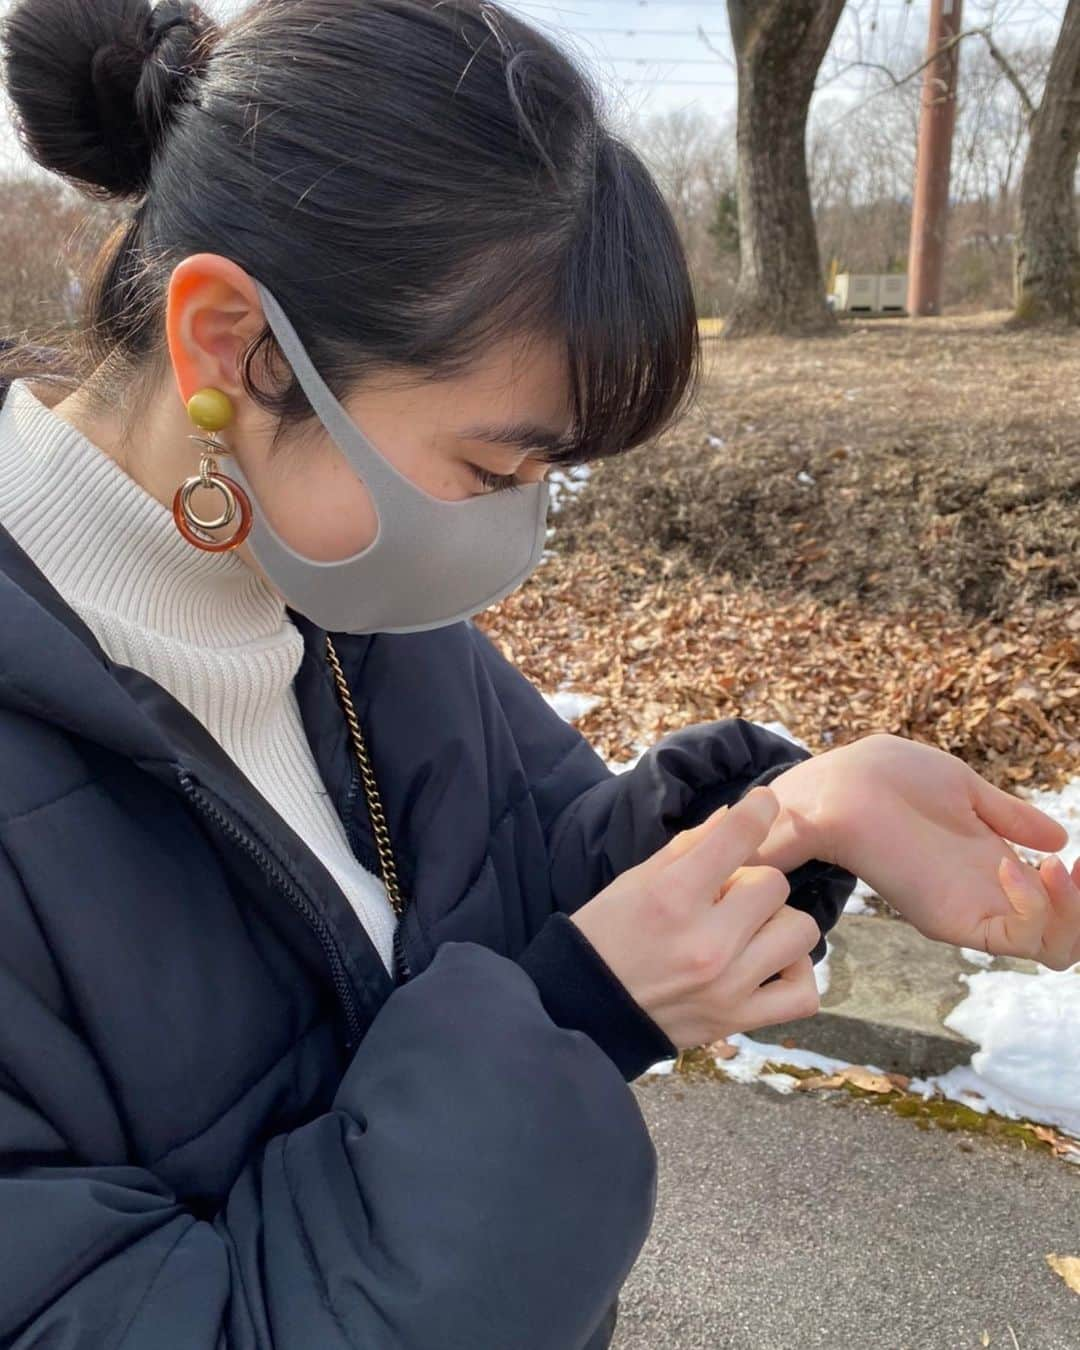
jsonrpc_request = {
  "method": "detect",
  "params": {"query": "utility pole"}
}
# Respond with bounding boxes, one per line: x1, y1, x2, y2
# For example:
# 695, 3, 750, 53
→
907, 0, 964, 316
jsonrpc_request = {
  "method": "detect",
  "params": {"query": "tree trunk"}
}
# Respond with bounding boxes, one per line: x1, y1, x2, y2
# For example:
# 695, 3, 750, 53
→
723, 0, 846, 338
1014, 0, 1080, 324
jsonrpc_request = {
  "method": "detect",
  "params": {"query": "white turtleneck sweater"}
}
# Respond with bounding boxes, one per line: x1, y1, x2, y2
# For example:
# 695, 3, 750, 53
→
0, 378, 399, 975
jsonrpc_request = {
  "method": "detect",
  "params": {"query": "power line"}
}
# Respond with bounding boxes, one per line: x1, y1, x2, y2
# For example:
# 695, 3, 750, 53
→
571, 26, 728, 36
606, 56, 731, 64
617, 78, 736, 85
516, 0, 1044, 26
515, 1, 734, 9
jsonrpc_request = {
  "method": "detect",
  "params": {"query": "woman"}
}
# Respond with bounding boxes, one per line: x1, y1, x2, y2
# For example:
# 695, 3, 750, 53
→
0, 1, 1076, 1346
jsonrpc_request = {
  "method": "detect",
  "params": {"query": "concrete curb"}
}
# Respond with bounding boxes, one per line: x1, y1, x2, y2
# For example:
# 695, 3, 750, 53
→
752, 911, 1040, 1078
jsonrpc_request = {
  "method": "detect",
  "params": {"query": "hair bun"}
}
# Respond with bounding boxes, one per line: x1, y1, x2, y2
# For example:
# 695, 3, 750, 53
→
2, 0, 220, 199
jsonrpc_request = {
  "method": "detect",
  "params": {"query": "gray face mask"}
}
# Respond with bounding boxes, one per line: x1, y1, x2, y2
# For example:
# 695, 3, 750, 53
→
225, 279, 551, 635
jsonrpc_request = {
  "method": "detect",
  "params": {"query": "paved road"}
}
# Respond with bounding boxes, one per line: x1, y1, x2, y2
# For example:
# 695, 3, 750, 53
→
610, 1073, 1080, 1350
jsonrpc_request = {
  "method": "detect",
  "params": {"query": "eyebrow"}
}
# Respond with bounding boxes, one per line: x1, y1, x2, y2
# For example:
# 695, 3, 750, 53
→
458, 419, 567, 452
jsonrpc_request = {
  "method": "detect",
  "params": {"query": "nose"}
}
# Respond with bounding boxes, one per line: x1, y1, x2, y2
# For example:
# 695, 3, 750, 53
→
519, 459, 551, 485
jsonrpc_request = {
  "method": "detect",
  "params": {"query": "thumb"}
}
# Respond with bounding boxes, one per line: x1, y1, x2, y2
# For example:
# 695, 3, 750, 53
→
988, 854, 1048, 959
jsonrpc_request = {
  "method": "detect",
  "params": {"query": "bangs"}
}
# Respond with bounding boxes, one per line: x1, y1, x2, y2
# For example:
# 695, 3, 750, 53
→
553, 135, 702, 468
392, 133, 701, 468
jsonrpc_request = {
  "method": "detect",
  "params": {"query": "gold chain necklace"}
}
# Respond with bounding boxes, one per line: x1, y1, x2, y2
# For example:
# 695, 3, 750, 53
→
324, 633, 407, 920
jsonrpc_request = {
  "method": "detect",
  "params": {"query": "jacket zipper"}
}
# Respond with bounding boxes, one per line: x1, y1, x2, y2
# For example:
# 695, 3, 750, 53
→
392, 918, 413, 984
178, 768, 364, 1049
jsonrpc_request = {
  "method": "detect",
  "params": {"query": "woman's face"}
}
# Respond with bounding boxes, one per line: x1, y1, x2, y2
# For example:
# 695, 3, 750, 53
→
235, 327, 568, 571
166, 255, 570, 587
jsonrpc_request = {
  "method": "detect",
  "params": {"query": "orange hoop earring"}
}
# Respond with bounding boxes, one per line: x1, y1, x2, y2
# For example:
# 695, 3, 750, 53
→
172, 387, 254, 553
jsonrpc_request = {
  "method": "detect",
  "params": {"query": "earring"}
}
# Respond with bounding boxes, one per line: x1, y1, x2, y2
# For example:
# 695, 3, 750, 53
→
172, 387, 254, 553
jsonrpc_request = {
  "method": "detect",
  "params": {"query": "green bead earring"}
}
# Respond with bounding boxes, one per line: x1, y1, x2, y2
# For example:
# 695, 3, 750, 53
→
172, 386, 253, 552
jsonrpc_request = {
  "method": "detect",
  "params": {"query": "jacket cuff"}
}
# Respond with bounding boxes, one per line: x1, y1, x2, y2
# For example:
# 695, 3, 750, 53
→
517, 913, 676, 1082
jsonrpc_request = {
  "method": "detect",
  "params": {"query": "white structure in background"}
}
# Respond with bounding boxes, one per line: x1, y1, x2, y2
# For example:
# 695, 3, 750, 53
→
830, 273, 908, 316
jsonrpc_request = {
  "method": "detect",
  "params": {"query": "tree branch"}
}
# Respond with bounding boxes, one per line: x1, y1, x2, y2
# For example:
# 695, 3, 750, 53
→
980, 29, 1038, 120
831, 26, 1037, 121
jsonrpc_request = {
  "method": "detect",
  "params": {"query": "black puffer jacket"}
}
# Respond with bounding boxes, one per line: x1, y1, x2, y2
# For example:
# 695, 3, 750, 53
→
0, 418, 853, 1347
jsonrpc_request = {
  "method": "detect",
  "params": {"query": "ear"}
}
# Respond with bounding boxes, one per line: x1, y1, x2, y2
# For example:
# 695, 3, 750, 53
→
165, 254, 266, 408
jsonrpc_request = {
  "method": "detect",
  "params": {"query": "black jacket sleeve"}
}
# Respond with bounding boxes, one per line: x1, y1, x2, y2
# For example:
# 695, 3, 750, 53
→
0, 845, 656, 1349
468, 626, 856, 1079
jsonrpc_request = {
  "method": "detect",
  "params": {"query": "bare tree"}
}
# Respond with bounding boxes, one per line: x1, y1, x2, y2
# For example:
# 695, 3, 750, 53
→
634, 107, 739, 316
828, 2, 1074, 323
0, 174, 119, 336
1013, 0, 1080, 323
722, 0, 847, 338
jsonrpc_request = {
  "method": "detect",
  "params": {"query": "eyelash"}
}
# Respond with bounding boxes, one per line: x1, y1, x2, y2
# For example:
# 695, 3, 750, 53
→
469, 464, 523, 494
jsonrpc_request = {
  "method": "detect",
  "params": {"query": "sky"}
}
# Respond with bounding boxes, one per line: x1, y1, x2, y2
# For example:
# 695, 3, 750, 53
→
508, 0, 1066, 127
0, 0, 1068, 167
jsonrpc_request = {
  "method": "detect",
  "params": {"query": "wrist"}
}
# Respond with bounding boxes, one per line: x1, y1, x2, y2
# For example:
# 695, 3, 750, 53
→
755, 753, 844, 872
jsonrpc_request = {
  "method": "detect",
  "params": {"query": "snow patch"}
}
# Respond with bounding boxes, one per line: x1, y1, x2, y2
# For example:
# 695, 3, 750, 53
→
547, 465, 592, 515
644, 1032, 853, 1093
813, 938, 832, 996
754, 720, 810, 752
843, 880, 877, 915
542, 690, 601, 724
913, 961, 1080, 1139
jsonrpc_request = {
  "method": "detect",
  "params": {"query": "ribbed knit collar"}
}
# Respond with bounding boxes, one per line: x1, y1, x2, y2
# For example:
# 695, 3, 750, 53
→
0, 378, 290, 649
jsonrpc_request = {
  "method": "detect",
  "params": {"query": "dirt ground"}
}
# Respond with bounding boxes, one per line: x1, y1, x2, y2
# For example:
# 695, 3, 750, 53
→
557, 314, 1079, 619
477, 315, 1080, 791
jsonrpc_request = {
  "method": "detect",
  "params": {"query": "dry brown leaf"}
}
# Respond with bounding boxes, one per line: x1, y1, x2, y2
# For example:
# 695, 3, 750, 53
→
1030, 1125, 1080, 1159
839, 1066, 898, 1094
1045, 1253, 1080, 1295
794, 1073, 848, 1091
479, 545, 1079, 795
793, 1065, 905, 1096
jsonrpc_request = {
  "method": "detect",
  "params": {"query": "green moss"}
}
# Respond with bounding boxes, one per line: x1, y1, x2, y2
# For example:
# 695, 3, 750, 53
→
670, 1051, 1071, 1159
672, 1047, 732, 1082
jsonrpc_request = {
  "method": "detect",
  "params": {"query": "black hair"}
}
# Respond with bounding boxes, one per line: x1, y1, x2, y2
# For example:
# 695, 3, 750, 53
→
0, 0, 700, 464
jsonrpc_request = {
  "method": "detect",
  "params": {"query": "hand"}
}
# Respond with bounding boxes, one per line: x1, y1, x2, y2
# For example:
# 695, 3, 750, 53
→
570, 788, 822, 1050
998, 850, 1080, 968
761, 734, 1077, 970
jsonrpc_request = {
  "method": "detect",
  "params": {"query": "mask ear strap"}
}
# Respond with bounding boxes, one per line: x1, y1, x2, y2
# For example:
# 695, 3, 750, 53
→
252, 279, 403, 496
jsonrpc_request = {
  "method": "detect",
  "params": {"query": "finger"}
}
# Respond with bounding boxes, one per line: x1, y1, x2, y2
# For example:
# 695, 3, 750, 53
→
633, 808, 733, 886
661, 787, 780, 906
660, 808, 729, 868
987, 854, 1049, 960
708, 865, 791, 941
1072, 856, 1080, 891
972, 777, 1069, 852
1038, 855, 1080, 970
716, 862, 775, 903
729, 954, 818, 1033
724, 901, 818, 992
